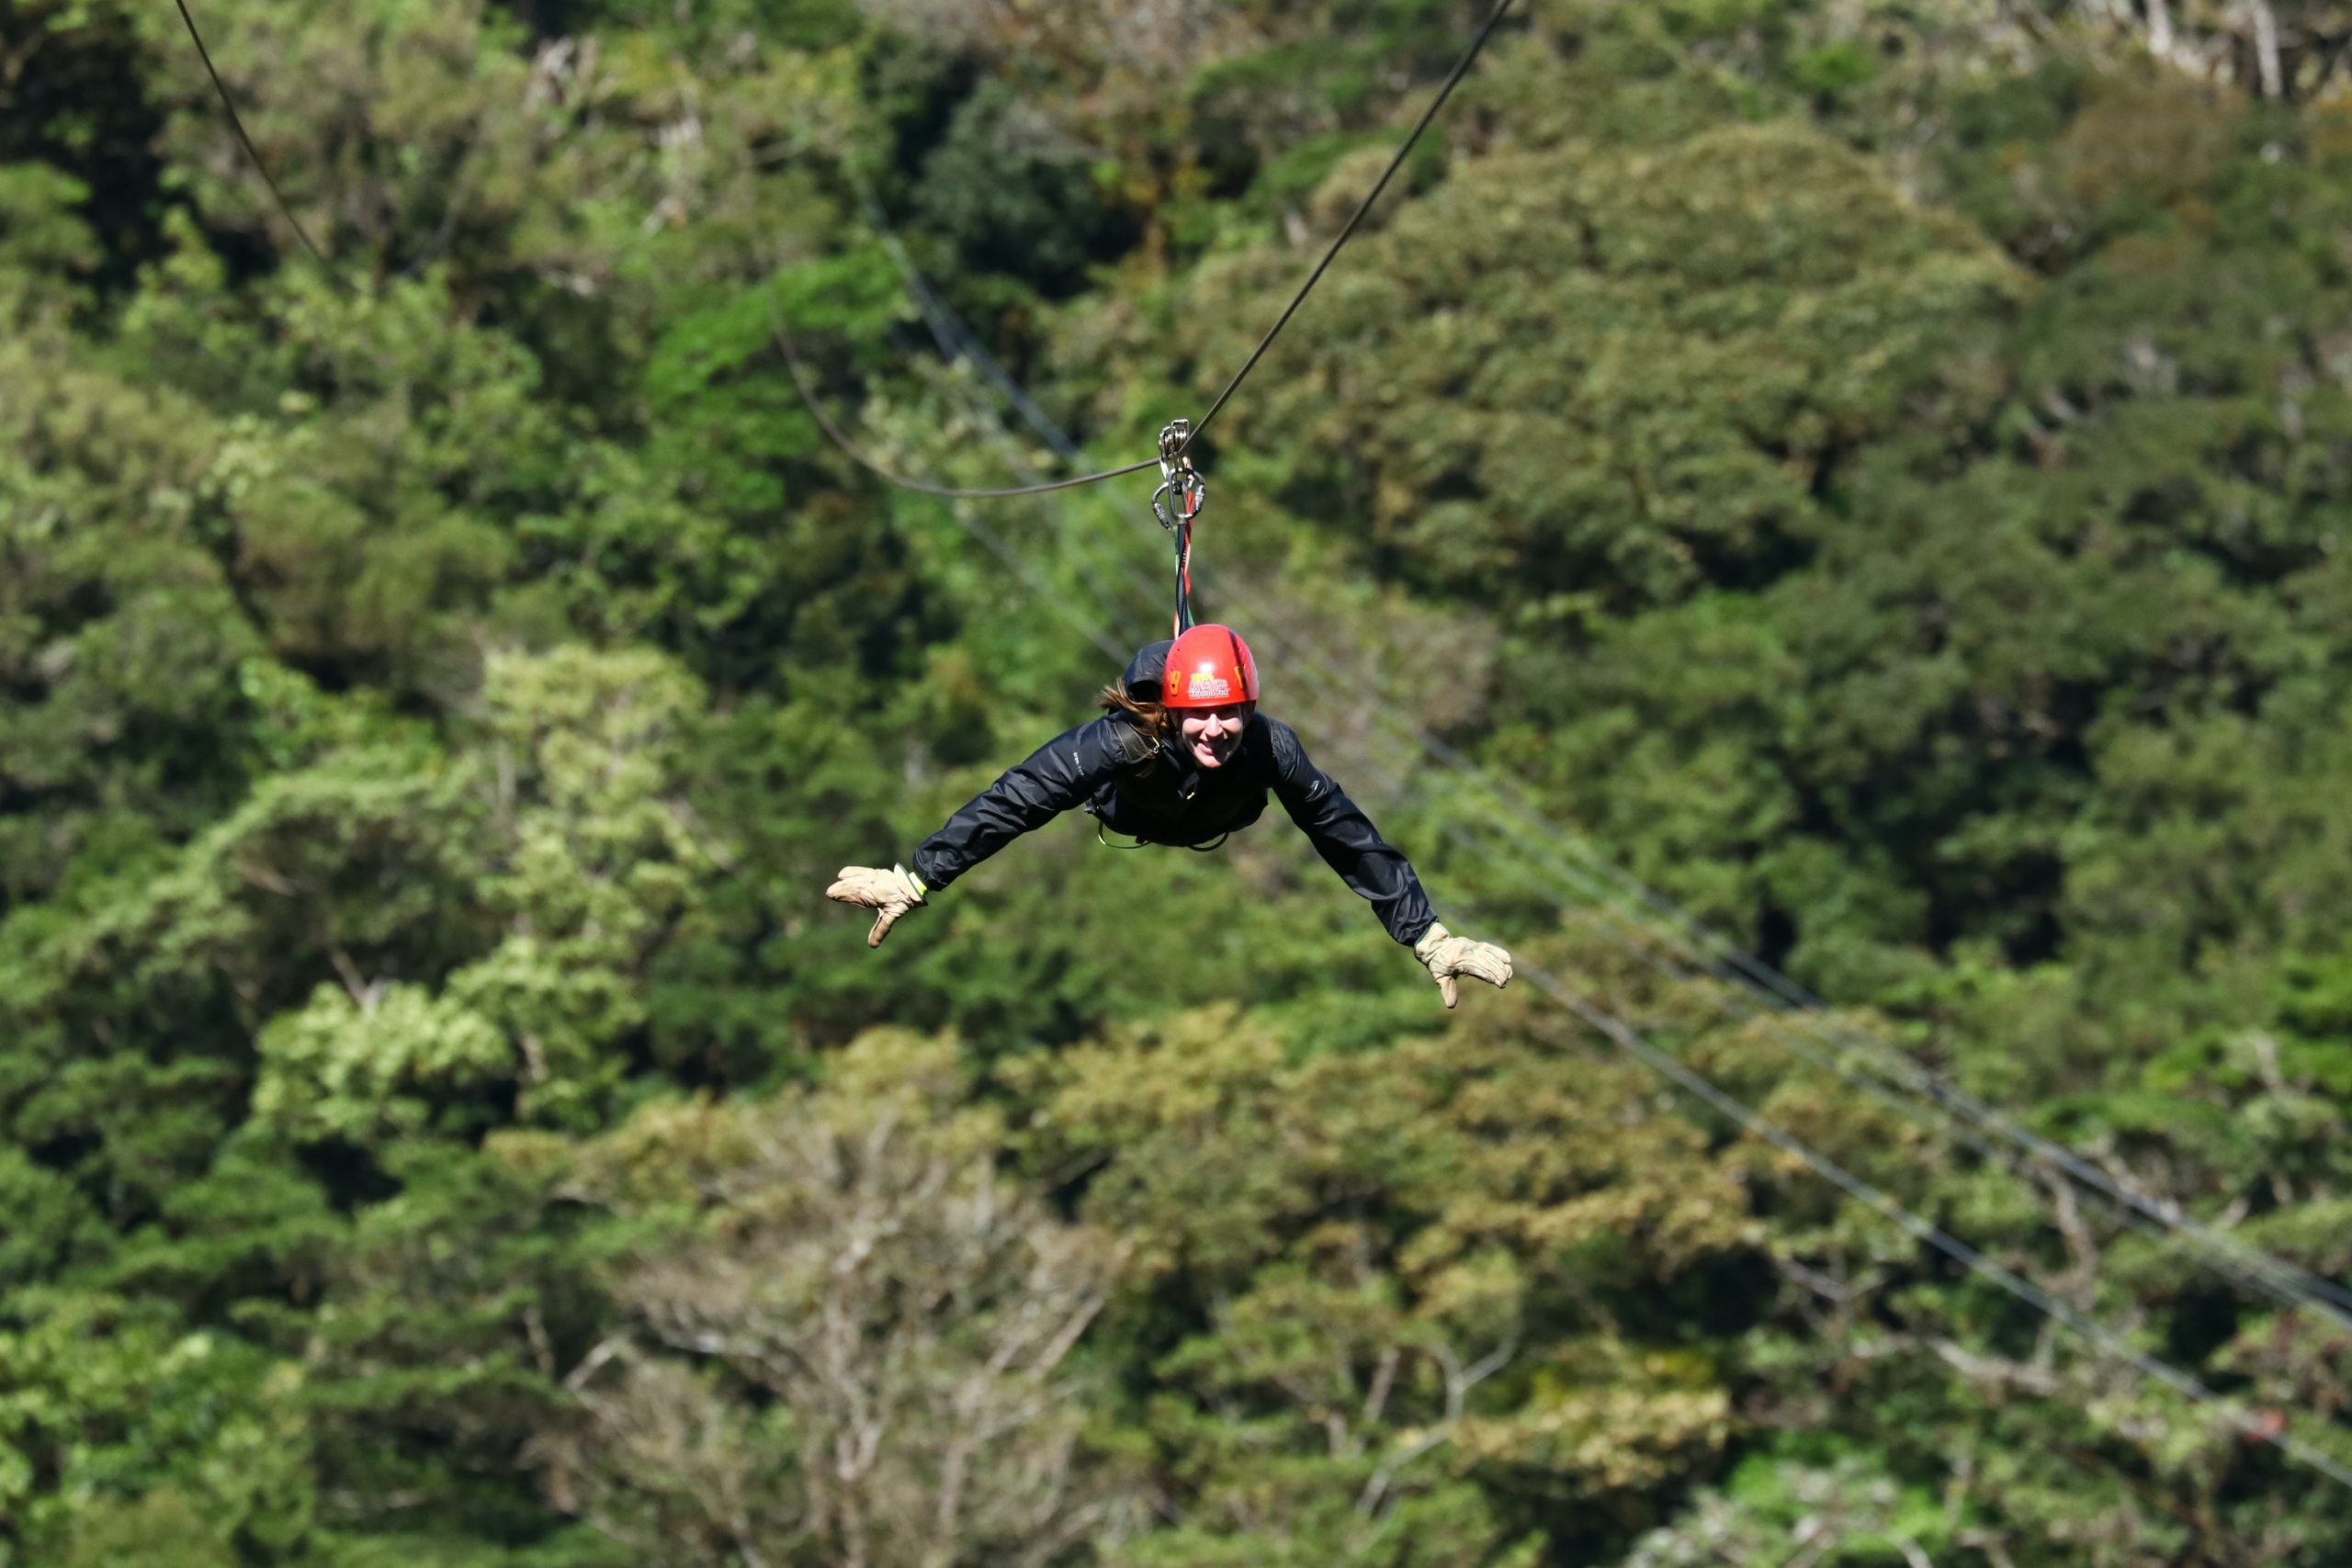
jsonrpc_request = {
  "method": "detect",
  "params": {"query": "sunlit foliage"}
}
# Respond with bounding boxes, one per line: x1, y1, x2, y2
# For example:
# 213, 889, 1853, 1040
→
1, 1, 2348, 1564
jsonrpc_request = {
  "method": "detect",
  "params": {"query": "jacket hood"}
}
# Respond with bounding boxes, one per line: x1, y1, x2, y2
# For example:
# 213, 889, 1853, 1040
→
1121, 639, 1174, 703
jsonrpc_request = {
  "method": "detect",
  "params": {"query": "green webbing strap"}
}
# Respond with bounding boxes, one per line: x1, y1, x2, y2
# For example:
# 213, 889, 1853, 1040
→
1095, 821, 1229, 853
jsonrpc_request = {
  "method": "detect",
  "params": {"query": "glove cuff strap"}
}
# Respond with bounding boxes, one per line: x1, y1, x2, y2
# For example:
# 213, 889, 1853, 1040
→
1414, 922, 1451, 961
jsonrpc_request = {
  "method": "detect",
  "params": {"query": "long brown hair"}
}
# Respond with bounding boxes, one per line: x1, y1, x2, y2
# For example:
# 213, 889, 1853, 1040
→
1099, 682, 1258, 763
1098, 682, 1169, 750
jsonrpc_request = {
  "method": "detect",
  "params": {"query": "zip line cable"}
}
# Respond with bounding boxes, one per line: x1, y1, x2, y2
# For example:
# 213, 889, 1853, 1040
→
1176, 0, 1518, 457
865, 208, 2352, 1340
760, 0, 1519, 496
1283, 680, 2352, 1326
854, 181, 1091, 462
172, 1, 493, 286
1335, 714, 2352, 1325
175, 0, 1513, 494
1240, 632, 2352, 1326
903, 475, 2352, 1497
173, 0, 346, 288
1241, 700, 2352, 1493
1222, 646, 2352, 1346
1430, 803, 2352, 1331
1386, 730, 2352, 1324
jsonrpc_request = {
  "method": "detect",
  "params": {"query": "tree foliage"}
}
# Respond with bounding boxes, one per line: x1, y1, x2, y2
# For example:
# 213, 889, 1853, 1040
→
1, 1, 2349, 1564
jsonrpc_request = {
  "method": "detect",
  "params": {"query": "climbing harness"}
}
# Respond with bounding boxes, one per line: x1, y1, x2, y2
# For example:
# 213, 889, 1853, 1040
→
1096, 821, 1229, 853
1150, 420, 1207, 637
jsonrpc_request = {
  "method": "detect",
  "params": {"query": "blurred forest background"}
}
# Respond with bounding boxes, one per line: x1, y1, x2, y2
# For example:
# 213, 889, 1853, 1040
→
6, 0, 2352, 1562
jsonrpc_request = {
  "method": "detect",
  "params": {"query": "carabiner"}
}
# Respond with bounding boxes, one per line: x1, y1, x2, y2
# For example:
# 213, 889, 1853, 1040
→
1150, 472, 1206, 530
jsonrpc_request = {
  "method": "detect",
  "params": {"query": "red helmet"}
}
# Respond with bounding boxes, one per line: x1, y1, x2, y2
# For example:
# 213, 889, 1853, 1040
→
1162, 624, 1261, 710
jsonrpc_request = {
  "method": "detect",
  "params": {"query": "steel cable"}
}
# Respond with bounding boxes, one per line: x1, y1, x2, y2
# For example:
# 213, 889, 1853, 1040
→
767, 0, 1518, 494
1176, 0, 1518, 457
173, 0, 346, 286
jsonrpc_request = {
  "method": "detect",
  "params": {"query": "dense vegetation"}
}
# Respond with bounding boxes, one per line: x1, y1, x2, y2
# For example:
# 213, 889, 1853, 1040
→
5, 1, 2351, 1562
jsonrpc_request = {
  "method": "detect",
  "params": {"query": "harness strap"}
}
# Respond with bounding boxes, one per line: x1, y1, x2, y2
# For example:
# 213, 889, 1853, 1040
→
1096, 821, 1152, 851
1095, 821, 1231, 854
1171, 511, 1195, 637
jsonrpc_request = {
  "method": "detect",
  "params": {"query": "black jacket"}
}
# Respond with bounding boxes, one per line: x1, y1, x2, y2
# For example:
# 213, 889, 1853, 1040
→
910, 643, 1437, 945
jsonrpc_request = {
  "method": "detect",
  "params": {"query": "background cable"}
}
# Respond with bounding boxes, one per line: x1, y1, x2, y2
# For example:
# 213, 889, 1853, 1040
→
896, 446, 2352, 1498
173, 0, 348, 288
766, 288, 1160, 498
864, 206, 2352, 1337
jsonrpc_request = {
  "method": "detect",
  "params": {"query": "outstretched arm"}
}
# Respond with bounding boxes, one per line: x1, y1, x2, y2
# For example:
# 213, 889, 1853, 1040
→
829, 717, 1138, 948
1265, 718, 1435, 945
1267, 719, 1510, 1007
911, 717, 1137, 891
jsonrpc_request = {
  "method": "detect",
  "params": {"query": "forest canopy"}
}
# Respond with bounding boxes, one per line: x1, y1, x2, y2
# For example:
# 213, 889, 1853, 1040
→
3, 1, 2350, 1563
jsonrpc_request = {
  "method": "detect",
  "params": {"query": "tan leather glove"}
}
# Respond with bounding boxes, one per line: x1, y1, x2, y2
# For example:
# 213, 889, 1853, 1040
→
1414, 921, 1513, 1009
825, 863, 927, 948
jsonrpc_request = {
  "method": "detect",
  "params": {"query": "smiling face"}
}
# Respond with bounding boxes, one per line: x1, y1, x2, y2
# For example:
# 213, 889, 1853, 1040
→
1178, 703, 1250, 769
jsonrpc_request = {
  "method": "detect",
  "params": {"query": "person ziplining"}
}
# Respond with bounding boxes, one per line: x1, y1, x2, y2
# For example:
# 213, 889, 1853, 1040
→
830, 424, 1510, 1006
824, 620, 1514, 1007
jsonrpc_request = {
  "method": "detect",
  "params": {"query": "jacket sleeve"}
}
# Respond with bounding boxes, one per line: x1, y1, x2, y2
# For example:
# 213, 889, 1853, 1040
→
910, 718, 1138, 892
1265, 720, 1437, 946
